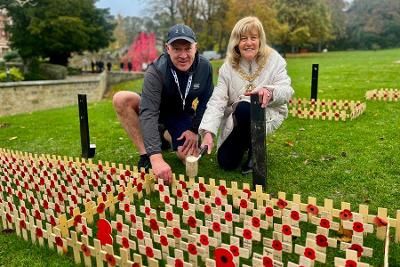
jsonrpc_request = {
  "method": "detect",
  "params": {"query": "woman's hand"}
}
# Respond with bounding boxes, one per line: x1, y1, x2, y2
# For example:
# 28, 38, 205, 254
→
244, 87, 273, 108
201, 132, 214, 154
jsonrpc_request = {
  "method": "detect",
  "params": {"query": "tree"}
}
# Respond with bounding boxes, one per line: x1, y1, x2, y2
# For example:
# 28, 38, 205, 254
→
2, 0, 115, 66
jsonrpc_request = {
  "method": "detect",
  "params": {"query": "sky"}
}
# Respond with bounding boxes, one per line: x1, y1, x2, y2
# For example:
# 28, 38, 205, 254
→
95, 0, 146, 17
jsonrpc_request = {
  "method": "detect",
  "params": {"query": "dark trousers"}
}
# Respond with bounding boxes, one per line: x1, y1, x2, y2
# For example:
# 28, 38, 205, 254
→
217, 101, 251, 170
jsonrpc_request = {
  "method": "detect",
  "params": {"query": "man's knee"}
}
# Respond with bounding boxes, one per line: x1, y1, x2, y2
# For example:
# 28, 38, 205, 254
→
113, 91, 140, 114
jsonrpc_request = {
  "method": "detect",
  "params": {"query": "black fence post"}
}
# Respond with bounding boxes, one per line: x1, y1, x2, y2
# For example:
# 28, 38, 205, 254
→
78, 94, 96, 159
250, 94, 267, 190
311, 64, 319, 100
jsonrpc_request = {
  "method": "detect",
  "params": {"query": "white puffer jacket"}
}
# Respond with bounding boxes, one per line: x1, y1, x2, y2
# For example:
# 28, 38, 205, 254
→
198, 49, 294, 148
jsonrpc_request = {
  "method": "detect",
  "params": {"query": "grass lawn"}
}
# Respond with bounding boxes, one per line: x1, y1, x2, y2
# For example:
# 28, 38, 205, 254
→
1, 48, 400, 266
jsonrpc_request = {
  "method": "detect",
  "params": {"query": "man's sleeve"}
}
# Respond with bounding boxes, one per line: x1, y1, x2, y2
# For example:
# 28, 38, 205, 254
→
191, 64, 214, 133
139, 67, 163, 156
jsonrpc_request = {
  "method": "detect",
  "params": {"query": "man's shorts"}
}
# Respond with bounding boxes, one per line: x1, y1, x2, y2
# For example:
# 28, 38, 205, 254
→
160, 114, 193, 151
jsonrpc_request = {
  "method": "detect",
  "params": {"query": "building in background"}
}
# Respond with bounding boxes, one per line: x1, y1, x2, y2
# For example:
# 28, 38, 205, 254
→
0, 9, 11, 58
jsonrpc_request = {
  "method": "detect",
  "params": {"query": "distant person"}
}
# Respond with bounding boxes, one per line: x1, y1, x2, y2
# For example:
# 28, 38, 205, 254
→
127, 61, 133, 72
113, 24, 214, 184
199, 16, 294, 174
107, 62, 112, 71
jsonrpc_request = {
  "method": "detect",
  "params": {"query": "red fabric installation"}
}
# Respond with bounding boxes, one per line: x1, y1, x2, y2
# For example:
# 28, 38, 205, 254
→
122, 32, 158, 71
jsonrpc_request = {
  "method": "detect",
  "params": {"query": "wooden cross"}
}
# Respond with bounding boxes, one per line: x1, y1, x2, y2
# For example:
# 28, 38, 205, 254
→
262, 202, 282, 228
253, 184, 269, 209
153, 227, 175, 259
334, 249, 370, 267
138, 237, 162, 264
130, 220, 150, 247
252, 252, 284, 267
116, 228, 137, 252
194, 225, 218, 260
181, 234, 205, 266
111, 214, 130, 234
177, 194, 191, 217
219, 236, 250, 266
306, 226, 337, 253
205, 213, 229, 244
273, 216, 301, 243
287, 257, 313, 267
342, 213, 374, 239
282, 203, 307, 227
263, 231, 292, 262
339, 235, 373, 258
310, 211, 340, 231
166, 223, 189, 250
182, 203, 202, 234
234, 191, 255, 220
235, 222, 261, 254
294, 238, 327, 264
167, 249, 193, 267
49, 227, 67, 255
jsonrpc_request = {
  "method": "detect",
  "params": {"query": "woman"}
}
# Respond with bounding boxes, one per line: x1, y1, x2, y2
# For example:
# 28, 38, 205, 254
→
198, 16, 294, 174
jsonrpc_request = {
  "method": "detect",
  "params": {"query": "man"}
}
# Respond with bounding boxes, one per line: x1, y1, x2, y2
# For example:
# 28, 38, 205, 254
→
113, 24, 214, 184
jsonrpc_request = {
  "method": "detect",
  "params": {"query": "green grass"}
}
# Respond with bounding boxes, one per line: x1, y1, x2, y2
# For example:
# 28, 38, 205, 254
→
1, 49, 400, 266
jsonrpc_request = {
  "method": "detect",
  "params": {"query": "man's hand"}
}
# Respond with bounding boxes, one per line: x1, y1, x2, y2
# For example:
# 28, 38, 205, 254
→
150, 154, 172, 185
244, 87, 273, 108
177, 130, 198, 156
201, 132, 214, 154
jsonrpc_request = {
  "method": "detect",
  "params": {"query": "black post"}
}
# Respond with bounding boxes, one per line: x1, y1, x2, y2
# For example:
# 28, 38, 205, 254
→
311, 64, 319, 100
78, 94, 96, 158
250, 94, 267, 190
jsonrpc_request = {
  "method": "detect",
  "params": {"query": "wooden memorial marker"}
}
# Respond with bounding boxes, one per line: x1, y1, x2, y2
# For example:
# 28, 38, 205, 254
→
282, 203, 307, 228
339, 235, 373, 258
306, 226, 337, 253
138, 237, 162, 265
334, 249, 370, 267
194, 226, 218, 260
252, 251, 284, 267
153, 227, 175, 259
263, 231, 292, 262
220, 236, 250, 266
294, 238, 327, 264
273, 216, 301, 243
167, 249, 193, 267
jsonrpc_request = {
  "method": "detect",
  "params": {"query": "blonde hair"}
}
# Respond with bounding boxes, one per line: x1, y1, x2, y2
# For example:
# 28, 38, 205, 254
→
226, 16, 271, 69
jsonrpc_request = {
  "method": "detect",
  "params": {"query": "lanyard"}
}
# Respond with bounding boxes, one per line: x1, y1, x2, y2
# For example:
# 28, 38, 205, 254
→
171, 68, 193, 110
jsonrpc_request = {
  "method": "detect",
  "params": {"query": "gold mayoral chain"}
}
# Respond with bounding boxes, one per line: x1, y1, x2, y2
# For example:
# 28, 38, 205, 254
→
236, 61, 266, 93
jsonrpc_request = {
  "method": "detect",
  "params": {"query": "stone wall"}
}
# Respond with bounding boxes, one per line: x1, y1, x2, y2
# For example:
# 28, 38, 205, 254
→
0, 71, 143, 116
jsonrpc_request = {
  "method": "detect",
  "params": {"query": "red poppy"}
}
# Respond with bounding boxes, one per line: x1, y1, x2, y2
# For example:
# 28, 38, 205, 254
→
130, 214, 136, 223
188, 243, 197, 255
265, 207, 274, 217
306, 204, 319, 215
50, 216, 56, 226
243, 229, 253, 240
160, 235, 168, 246
55, 236, 63, 247
36, 228, 43, 238
345, 260, 357, 267
199, 183, 206, 192
176, 189, 183, 198
204, 204, 212, 215
173, 227, 182, 238
243, 188, 251, 199
140, 171, 145, 179
175, 259, 184, 267
159, 184, 165, 192
290, 210, 300, 221
218, 185, 228, 196
349, 244, 363, 257
224, 212, 233, 222
136, 229, 144, 240
272, 239, 283, 251
117, 192, 125, 201
214, 247, 235, 267
19, 220, 27, 229
146, 246, 154, 258
34, 210, 41, 220
229, 245, 239, 256
122, 237, 130, 248
182, 201, 189, 210
212, 222, 221, 232
340, 209, 353, 220
116, 222, 123, 232
21, 206, 27, 216
97, 203, 105, 214
353, 222, 364, 233
74, 215, 82, 226
251, 217, 261, 228
193, 190, 200, 199
145, 207, 151, 216
277, 199, 288, 209
150, 219, 159, 231
124, 204, 130, 212
187, 216, 197, 228
320, 218, 331, 229
82, 225, 88, 235
137, 183, 143, 192
81, 244, 91, 256
166, 211, 173, 221
106, 253, 116, 266
374, 216, 388, 227
200, 234, 209, 246
215, 197, 222, 206
282, 224, 292, 236
304, 247, 316, 260
240, 199, 248, 209
316, 234, 328, 247
262, 256, 273, 267
164, 195, 170, 204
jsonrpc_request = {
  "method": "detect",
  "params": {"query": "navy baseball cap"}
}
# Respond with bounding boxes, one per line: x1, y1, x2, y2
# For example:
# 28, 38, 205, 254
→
166, 24, 197, 44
